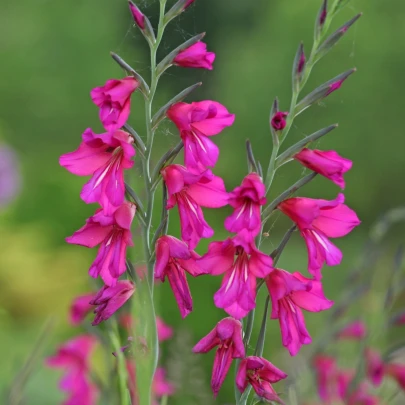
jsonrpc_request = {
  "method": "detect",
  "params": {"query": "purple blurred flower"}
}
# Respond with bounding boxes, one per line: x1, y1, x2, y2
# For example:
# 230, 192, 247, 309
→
0, 145, 21, 208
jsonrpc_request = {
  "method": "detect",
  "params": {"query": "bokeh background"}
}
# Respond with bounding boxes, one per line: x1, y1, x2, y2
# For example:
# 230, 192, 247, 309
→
1, 0, 405, 403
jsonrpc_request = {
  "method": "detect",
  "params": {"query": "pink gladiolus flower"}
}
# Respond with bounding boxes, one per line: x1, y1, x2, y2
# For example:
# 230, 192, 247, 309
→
365, 348, 384, 387
167, 102, 235, 172
266, 269, 333, 356
90, 77, 139, 131
184, 0, 195, 8
236, 356, 288, 404
193, 317, 245, 396
153, 368, 175, 399
0, 145, 21, 208
294, 149, 352, 189
154, 235, 204, 318
156, 317, 173, 342
173, 42, 215, 70
224, 172, 266, 238
385, 363, 405, 390
278, 193, 360, 279
128, 1, 145, 29
90, 280, 135, 325
69, 293, 96, 326
162, 165, 228, 249
66, 202, 135, 286
59, 129, 135, 215
313, 355, 339, 402
271, 111, 288, 131
337, 320, 367, 340
198, 231, 273, 319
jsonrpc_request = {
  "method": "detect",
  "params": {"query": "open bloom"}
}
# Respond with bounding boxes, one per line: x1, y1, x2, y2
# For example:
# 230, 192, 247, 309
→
365, 348, 384, 387
198, 230, 273, 319
59, 129, 135, 215
156, 317, 173, 342
278, 193, 360, 279
266, 269, 333, 356
193, 318, 245, 396
236, 356, 288, 404
90, 77, 139, 131
167, 101, 235, 172
224, 172, 266, 238
162, 165, 228, 249
271, 111, 288, 131
337, 320, 367, 340
294, 149, 352, 189
66, 202, 135, 286
90, 280, 135, 325
155, 235, 204, 318
69, 293, 96, 326
173, 42, 215, 70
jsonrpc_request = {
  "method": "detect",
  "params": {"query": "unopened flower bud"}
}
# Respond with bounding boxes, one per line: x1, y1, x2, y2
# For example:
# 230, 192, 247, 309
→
271, 111, 288, 131
165, 0, 196, 25
314, 0, 328, 40
292, 43, 306, 92
128, 1, 156, 43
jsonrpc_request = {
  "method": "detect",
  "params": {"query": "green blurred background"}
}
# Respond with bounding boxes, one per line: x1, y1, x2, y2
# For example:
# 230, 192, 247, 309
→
1, 0, 405, 403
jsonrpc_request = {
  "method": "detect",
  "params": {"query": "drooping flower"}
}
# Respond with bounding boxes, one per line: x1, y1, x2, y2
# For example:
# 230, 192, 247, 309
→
66, 202, 135, 286
364, 348, 384, 387
167, 102, 235, 172
294, 149, 352, 189
193, 317, 245, 396
236, 356, 288, 404
385, 363, 405, 390
278, 193, 360, 279
128, 1, 145, 29
59, 129, 135, 215
266, 269, 333, 356
198, 230, 273, 319
224, 172, 266, 238
154, 235, 204, 318
336, 320, 367, 340
90, 77, 139, 131
173, 42, 216, 70
156, 317, 173, 342
90, 280, 135, 325
69, 293, 96, 326
0, 145, 21, 208
161, 165, 228, 249
271, 111, 288, 131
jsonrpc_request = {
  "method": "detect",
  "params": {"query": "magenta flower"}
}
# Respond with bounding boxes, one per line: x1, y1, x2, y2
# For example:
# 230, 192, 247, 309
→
156, 316, 173, 342
278, 193, 360, 279
337, 320, 367, 340
385, 363, 405, 390
236, 356, 287, 404
294, 149, 352, 189
365, 348, 384, 387
173, 42, 215, 70
271, 111, 288, 131
90, 77, 139, 131
59, 129, 135, 215
0, 145, 21, 208
153, 368, 175, 399
193, 317, 245, 396
224, 172, 266, 238
184, 0, 196, 8
198, 231, 273, 319
90, 280, 135, 325
167, 101, 235, 172
128, 1, 145, 29
154, 235, 205, 318
162, 164, 228, 249
266, 269, 333, 356
313, 355, 339, 402
66, 202, 135, 286
69, 293, 96, 326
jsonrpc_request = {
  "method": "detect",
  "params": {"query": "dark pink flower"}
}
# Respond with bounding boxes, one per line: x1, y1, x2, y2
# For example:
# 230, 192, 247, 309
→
319, 1, 327, 26
128, 1, 145, 29
198, 231, 273, 319
173, 42, 215, 70
294, 149, 352, 189
313, 355, 339, 402
278, 193, 360, 279
236, 356, 287, 404
90, 280, 135, 325
167, 101, 235, 173
346, 382, 380, 405
385, 363, 405, 390
326, 76, 350, 96
193, 317, 245, 396
271, 111, 288, 131
224, 173, 266, 238
59, 129, 135, 215
298, 50, 306, 74
69, 293, 96, 326
162, 164, 228, 249
184, 0, 195, 8
154, 235, 204, 318
156, 317, 173, 342
266, 269, 333, 356
365, 348, 384, 387
153, 368, 175, 399
66, 202, 135, 286
90, 77, 139, 131
337, 320, 367, 340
